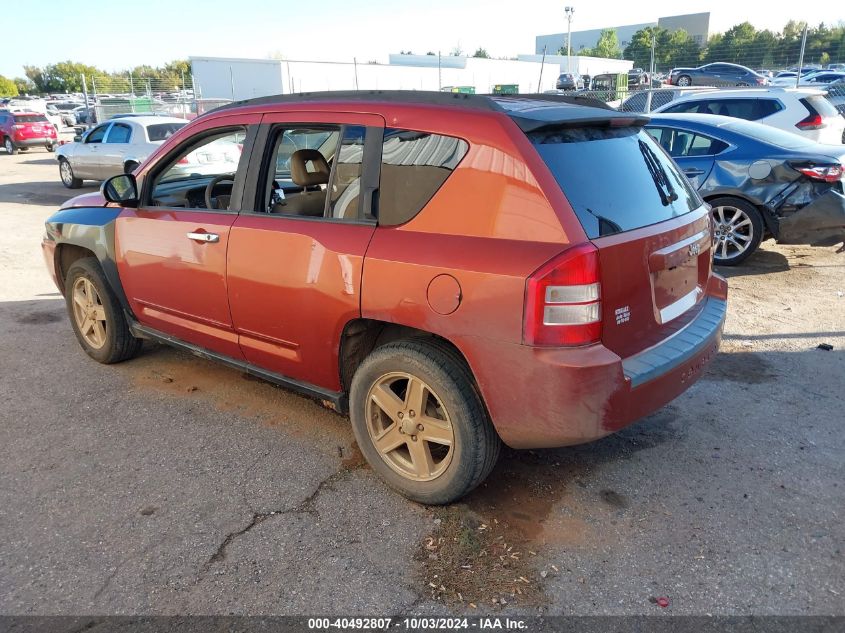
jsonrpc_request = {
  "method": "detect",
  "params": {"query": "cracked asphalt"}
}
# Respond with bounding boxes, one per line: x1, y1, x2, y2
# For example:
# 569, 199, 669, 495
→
0, 151, 843, 616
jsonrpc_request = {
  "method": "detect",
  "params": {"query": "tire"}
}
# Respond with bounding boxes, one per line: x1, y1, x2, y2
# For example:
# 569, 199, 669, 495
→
4, 137, 17, 154
676, 75, 691, 87
350, 339, 501, 504
59, 158, 82, 189
709, 196, 764, 266
124, 160, 139, 174
64, 257, 142, 364
46, 143, 55, 153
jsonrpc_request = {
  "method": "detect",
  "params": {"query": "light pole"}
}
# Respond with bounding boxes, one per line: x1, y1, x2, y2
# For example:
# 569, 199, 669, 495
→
565, 6, 574, 73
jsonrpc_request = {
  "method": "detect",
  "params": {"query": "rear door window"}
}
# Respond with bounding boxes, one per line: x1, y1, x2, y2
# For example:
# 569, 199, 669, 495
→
530, 126, 701, 238
646, 127, 729, 157
377, 128, 468, 226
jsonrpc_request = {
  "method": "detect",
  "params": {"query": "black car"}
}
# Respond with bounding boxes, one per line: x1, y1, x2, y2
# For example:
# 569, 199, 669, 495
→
668, 63, 768, 88
647, 113, 845, 265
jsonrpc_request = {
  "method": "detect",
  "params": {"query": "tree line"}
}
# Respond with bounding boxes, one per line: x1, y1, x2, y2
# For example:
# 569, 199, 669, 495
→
0, 59, 192, 97
561, 21, 845, 72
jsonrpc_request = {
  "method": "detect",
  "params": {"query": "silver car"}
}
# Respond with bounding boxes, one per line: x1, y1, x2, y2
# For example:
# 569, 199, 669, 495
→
57, 116, 187, 188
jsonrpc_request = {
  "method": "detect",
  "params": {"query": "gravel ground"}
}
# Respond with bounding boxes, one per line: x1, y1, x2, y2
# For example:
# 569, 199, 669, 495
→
0, 150, 842, 616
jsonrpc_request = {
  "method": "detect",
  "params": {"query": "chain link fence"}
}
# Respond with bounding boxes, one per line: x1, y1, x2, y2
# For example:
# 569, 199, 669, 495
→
76, 75, 230, 126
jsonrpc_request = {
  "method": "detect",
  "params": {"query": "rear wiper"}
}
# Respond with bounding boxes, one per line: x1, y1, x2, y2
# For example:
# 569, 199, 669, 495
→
638, 140, 678, 206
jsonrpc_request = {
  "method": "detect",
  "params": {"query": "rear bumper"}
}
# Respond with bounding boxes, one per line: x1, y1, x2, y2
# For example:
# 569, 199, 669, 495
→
777, 190, 845, 245
462, 275, 727, 449
14, 137, 55, 147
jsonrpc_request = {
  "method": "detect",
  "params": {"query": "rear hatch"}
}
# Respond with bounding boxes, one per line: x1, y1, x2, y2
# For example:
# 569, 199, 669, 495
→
527, 118, 713, 359
13, 114, 51, 139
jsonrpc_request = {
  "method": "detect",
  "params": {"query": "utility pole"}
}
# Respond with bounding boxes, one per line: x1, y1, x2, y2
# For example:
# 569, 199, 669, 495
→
353, 57, 359, 90
796, 22, 808, 89
645, 30, 656, 112
438, 51, 442, 91
565, 6, 574, 73
538, 45, 547, 92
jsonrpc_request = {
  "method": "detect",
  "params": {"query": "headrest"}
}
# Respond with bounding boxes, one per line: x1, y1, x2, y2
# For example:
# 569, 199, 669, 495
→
290, 149, 330, 187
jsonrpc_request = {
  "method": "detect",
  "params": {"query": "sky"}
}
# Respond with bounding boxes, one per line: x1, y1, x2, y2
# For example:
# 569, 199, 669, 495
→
2, 0, 841, 78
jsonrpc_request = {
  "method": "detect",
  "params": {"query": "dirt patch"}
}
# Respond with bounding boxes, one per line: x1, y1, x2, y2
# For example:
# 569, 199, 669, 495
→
14, 310, 62, 324
416, 449, 597, 609
705, 351, 778, 384
122, 345, 355, 455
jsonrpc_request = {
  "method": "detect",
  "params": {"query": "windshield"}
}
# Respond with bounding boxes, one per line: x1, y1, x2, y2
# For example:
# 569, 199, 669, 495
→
530, 126, 701, 238
723, 119, 817, 150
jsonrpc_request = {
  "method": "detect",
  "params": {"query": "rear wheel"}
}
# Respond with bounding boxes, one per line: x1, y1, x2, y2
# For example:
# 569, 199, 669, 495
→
676, 75, 691, 87
709, 196, 763, 266
64, 258, 142, 364
59, 158, 82, 188
4, 137, 17, 154
350, 340, 501, 504
46, 143, 55, 153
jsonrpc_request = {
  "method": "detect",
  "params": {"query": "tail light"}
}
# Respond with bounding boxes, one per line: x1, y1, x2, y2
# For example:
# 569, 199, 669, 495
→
796, 113, 825, 130
792, 162, 843, 182
524, 244, 602, 347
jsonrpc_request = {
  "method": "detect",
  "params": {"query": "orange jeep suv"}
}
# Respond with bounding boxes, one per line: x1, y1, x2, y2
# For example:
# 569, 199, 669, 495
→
42, 92, 727, 503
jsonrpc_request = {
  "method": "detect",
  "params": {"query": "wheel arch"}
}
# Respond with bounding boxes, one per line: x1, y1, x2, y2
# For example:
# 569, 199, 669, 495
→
338, 319, 478, 396
46, 207, 134, 316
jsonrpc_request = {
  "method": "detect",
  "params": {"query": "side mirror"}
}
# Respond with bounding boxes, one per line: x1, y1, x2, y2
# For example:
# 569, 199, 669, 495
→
73, 135, 82, 142
101, 174, 139, 207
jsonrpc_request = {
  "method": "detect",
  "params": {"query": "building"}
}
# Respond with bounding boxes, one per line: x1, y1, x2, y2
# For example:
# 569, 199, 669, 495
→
190, 55, 564, 101
536, 12, 711, 55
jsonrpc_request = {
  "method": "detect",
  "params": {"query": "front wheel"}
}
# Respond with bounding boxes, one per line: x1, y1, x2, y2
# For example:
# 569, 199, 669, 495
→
4, 137, 17, 154
59, 158, 82, 189
350, 340, 501, 504
710, 197, 764, 266
676, 75, 691, 87
64, 257, 142, 364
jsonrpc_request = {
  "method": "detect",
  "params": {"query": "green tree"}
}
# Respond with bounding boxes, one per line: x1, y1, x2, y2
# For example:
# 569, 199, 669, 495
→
13, 77, 34, 94
472, 47, 490, 59
0, 75, 18, 97
578, 29, 621, 59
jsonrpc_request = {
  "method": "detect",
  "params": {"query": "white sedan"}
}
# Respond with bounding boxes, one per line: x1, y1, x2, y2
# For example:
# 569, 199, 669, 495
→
57, 116, 187, 188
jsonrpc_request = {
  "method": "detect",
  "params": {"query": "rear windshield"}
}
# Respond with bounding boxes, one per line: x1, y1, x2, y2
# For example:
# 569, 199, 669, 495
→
723, 119, 816, 150
530, 126, 701, 238
13, 114, 49, 123
147, 122, 186, 142
804, 95, 839, 118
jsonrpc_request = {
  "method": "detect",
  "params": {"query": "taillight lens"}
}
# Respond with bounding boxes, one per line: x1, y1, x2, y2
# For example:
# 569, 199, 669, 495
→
524, 244, 602, 347
796, 113, 824, 130
792, 163, 843, 182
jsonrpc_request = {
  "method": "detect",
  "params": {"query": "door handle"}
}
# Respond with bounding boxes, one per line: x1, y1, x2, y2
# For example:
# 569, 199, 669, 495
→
187, 231, 220, 243
684, 168, 706, 176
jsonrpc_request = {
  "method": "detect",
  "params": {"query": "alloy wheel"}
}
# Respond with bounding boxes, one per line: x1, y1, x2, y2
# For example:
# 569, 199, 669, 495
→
4, 138, 12, 154
712, 205, 754, 261
60, 161, 73, 185
365, 372, 455, 482
71, 277, 108, 349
